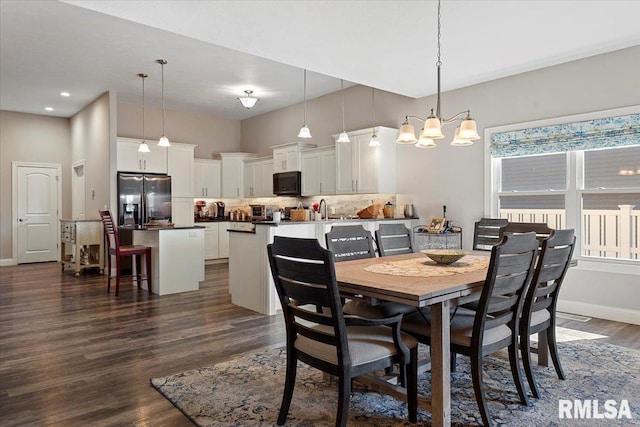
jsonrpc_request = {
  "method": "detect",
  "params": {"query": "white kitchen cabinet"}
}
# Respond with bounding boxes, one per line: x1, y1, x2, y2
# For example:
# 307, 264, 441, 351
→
301, 146, 336, 196
167, 143, 195, 198
194, 159, 221, 198
244, 157, 274, 197
334, 126, 397, 194
271, 142, 316, 173
171, 197, 194, 226
218, 153, 257, 198
117, 137, 167, 173
203, 222, 219, 260
218, 221, 230, 258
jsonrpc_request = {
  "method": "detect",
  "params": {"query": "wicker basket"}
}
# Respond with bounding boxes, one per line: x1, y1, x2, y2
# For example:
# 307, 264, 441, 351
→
290, 209, 310, 221
357, 204, 380, 219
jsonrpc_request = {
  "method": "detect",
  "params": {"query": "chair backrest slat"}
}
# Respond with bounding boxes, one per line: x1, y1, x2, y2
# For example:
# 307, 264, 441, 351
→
98, 210, 120, 251
325, 225, 376, 262
473, 218, 509, 250
500, 222, 553, 247
375, 223, 413, 256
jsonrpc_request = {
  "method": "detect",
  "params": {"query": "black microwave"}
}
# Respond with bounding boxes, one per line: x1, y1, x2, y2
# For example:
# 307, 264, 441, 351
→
273, 171, 301, 196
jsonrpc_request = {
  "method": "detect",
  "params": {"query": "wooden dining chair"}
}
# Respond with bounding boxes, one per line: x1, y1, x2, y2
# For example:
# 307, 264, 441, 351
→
267, 236, 418, 427
500, 222, 552, 247
520, 228, 575, 398
472, 218, 509, 251
401, 232, 539, 427
375, 223, 414, 256
98, 210, 152, 296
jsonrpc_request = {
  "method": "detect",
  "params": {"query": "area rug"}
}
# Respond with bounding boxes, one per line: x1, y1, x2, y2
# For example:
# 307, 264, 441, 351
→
151, 338, 640, 426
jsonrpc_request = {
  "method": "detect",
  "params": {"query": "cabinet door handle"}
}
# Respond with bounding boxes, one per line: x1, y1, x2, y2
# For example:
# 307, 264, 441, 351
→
139, 159, 142, 170
144, 160, 146, 170
356, 180, 358, 192
205, 188, 208, 197
352, 180, 354, 192
320, 182, 323, 193
237, 188, 239, 197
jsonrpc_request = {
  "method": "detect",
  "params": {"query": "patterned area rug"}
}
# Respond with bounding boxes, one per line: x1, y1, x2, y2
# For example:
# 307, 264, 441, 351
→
151, 337, 640, 426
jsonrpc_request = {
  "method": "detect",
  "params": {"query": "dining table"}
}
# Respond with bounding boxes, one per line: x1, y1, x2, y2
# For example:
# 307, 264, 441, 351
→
334, 251, 548, 427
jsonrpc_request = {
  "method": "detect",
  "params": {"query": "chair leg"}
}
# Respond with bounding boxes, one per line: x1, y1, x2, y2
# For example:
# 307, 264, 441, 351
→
407, 346, 418, 423
508, 342, 530, 406
547, 325, 565, 380
520, 331, 540, 399
277, 350, 297, 426
336, 373, 351, 427
451, 352, 457, 372
115, 255, 121, 296
470, 352, 491, 427
145, 249, 152, 294
135, 255, 142, 289
106, 253, 112, 293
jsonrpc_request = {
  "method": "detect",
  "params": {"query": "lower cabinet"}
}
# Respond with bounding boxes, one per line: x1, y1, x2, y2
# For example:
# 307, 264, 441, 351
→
202, 221, 230, 260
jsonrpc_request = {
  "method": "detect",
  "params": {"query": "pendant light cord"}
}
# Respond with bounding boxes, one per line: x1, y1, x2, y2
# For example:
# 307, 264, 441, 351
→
341, 79, 345, 131
303, 69, 307, 125
138, 73, 147, 140
372, 87, 376, 130
435, 0, 442, 120
161, 62, 165, 136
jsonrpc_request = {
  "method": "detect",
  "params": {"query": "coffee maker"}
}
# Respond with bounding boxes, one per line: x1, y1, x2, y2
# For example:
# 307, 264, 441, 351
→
214, 201, 225, 218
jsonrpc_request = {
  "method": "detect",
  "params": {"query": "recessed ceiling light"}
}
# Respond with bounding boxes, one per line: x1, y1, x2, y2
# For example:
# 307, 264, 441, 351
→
60, 92, 70, 97
45, 107, 54, 111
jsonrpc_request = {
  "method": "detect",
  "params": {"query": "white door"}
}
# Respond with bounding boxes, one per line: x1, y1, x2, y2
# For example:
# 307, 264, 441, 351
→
16, 164, 61, 263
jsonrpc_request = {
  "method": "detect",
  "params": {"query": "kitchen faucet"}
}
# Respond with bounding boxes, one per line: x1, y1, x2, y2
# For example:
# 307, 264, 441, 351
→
319, 198, 328, 221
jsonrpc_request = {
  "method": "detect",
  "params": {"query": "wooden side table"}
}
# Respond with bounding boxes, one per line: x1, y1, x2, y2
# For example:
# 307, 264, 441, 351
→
60, 219, 104, 276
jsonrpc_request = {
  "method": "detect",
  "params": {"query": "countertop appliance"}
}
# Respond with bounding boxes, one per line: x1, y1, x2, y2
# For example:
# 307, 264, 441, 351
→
214, 201, 225, 218
273, 171, 301, 196
250, 204, 279, 220
117, 172, 172, 227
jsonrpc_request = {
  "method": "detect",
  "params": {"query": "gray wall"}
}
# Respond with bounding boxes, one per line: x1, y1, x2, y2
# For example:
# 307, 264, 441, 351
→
117, 103, 242, 158
240, 46, 640, 322
0, 111, 72, 261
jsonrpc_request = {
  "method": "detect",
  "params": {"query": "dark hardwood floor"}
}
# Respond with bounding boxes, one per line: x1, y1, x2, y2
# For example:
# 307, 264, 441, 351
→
1, 262, 638, 426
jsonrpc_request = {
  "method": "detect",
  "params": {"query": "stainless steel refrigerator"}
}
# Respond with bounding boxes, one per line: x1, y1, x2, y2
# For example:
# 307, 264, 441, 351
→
117, 172, 172, 227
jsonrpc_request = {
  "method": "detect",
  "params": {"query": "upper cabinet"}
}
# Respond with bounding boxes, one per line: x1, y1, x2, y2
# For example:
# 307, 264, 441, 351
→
271, 142, 316, 173
117, 137, 167, 174
301, 146, 336, 196
167, 143, 195, 198
218, 153, 258, 198
194, 159, 221, 199
244, 157, 274, 198
334, 127, 397, 194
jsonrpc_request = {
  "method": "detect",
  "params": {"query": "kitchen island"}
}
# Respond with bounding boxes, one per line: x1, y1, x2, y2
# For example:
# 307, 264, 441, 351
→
128, 225, 205, 295
229, 218, 419, 315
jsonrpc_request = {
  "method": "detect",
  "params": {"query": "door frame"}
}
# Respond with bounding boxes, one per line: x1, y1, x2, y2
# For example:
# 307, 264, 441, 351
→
11, 161, 63, 265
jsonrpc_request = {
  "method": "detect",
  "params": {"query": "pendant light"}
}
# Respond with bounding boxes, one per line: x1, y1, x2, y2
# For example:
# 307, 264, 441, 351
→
137, 73, 150, 153
337, 79, 350, 143
369, 87, 380, 147
238, 90, 259, 109
156, 59, 171, 147
395, 0, 480, 147
297, 69, 312, 138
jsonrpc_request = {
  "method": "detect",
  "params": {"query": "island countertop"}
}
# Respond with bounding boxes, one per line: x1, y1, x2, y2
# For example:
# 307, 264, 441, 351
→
119, 225, 205, 231
253, 217, 420, 226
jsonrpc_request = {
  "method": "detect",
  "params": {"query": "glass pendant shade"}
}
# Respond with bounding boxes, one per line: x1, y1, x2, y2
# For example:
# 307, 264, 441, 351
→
369, 133, 380, 147
415, 131, 436, 148
396, 123, 417, 144
458, 117, 480, 140
158, 136, 171, 147
138, 141, 151, 153
337, 131, 350, 143
451, 127, 474, 146
238, 90, 259, 109
297, 125, 312, 139
422, 116, 445, 139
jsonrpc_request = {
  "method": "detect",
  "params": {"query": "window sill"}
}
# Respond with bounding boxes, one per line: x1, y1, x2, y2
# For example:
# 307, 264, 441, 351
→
574, 257, 640, 276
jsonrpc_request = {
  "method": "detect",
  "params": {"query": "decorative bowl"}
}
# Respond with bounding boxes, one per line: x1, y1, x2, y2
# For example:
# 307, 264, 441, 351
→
421, 249, 468, 265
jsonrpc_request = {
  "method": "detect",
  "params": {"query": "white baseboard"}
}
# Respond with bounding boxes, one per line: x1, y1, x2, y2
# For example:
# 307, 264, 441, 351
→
557, 299, 640, 326
0, 258, 17, 267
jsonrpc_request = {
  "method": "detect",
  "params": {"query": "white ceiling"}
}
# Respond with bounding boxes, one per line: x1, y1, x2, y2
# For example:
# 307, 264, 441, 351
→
2, 0, 639, 120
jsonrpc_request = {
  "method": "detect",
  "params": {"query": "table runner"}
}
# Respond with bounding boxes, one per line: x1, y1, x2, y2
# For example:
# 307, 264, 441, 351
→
363, 255, 489, 277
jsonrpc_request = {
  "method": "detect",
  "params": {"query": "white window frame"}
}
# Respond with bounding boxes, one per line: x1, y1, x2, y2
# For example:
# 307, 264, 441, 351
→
484, 105, 640, 275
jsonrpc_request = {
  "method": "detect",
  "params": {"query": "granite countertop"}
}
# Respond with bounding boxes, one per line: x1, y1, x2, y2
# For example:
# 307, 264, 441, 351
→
254, 217, 419, 226
119, 225, 205, 230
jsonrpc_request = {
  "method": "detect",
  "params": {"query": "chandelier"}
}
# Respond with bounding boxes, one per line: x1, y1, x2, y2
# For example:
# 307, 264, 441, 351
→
396, 0, 480, 148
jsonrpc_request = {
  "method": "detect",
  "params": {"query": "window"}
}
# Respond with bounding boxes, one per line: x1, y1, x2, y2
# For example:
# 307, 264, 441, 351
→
487, 107, 640, 262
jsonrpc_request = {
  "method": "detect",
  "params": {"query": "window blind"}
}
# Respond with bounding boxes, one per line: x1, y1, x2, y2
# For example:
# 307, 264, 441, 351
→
584, 145, 640, 189
490, 113, 640, 158
501, 153, 566, 191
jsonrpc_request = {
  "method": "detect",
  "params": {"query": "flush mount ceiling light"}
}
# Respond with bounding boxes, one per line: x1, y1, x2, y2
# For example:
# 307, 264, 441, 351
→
369, 87, 379, 147
337, 79, 350, 143
396, 0, 480, 148
137, 73, 150, 153
156, 59, 171, 147
297, 69, 312, 138
44, 107, 54, 111
60, 92, 70, 97
238, 90, 259, 109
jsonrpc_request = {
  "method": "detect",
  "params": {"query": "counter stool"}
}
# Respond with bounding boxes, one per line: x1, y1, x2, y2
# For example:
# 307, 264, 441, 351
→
98, 210, 152, 296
